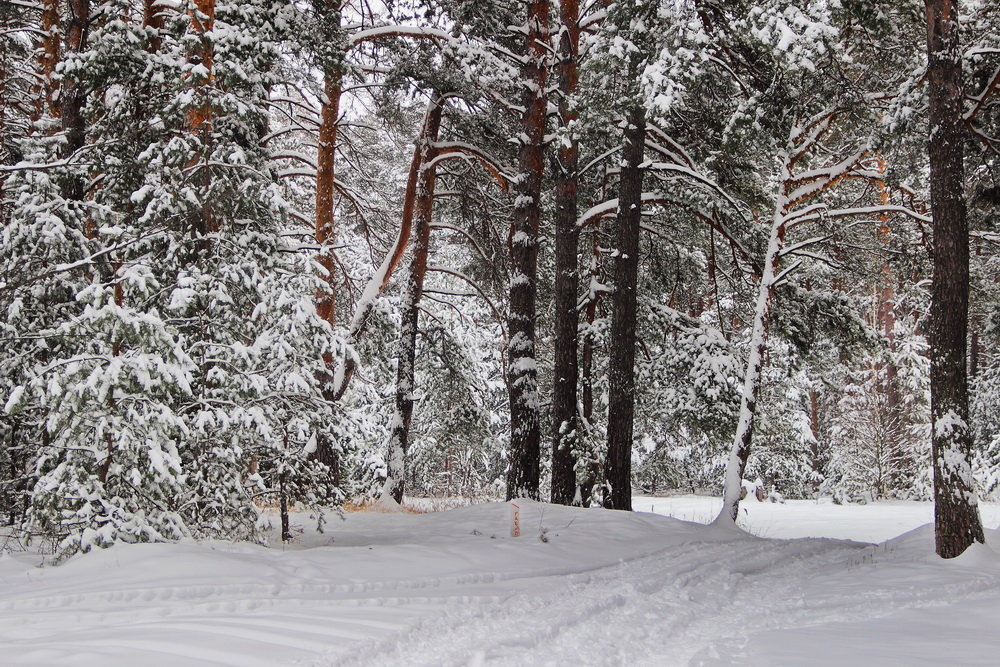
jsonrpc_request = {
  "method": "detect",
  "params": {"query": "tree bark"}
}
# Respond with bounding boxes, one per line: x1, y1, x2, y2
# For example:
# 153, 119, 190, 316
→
505, 0, 549, 501
924, 0, 985, 558
35, 0, 60, 123
312, 27, 344, 485
185, 0, 216, 246
550, 0, 581, 506
809, 387, 821, 496
59, 0, 88, 154
716, 157, 794, 523
383, 93, 444, 504
603, 105, 645, 511
186, 0, 215, 136
578, 233, 602, 506
143, 0, 165, 52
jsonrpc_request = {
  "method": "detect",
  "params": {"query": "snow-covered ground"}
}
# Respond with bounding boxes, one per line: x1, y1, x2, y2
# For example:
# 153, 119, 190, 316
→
2, 496, 999, 666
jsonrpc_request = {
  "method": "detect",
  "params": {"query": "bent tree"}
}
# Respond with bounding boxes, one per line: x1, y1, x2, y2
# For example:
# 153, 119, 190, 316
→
383, 92, 445, 504
715, 111, 931, 525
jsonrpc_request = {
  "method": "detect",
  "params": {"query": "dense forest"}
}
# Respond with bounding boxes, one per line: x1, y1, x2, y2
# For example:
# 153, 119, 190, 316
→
1, 0, 998, 559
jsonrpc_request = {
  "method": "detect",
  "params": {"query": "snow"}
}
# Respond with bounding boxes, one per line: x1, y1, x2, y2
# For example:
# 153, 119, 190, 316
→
3, 497, 1000, 666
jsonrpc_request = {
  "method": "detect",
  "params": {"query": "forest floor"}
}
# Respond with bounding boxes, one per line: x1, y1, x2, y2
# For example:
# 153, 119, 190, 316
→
2, 496, 1000, 666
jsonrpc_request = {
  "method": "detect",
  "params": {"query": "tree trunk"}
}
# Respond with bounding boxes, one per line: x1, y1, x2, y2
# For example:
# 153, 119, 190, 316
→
603, 104, 645, 511
35, 0, 60, 123
59, 0, 88, 159
550, 0, 581, 506
875, 159, 904, 479
383, 93, 444, 504
924, 0, 985, 558
312, 58, 343, 487
186, 0, 215, 136
809, 387, 821, 496
716, 182, 788, 524
505, 0, 549, 501
185, 0, 216, 246
279, 469, 291, 542
143, 0, 165, 52
315, 69, 342, 328
578, 233, 602, 506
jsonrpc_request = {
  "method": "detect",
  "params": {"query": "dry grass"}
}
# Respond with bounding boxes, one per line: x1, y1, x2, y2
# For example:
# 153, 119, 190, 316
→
341, 498, 430, 514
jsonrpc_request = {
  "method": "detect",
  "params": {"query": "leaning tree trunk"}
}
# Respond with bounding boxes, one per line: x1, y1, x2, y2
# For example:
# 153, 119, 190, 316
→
549, 0, 581, 506
505, 0, 549, 501
924, 0, 985, 558
603, 105, 645, 511
715, 203, 787, 524
382, 93, 444, 504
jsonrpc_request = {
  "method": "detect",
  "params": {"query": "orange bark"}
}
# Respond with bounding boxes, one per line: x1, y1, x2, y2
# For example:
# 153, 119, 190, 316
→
144, 0, 166, 52
315, 71, 342, 329
36, 0, 60, 122
186, 0, 215, 135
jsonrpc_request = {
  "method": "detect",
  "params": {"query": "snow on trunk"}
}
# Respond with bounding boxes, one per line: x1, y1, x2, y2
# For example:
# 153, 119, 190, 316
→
505, 0, 550, 502
381, 93, 444, 505
924, 0, 985, 557
716, 175, 789, 526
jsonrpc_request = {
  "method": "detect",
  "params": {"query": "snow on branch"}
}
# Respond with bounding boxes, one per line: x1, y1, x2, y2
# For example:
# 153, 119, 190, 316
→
350, 25, 452, 48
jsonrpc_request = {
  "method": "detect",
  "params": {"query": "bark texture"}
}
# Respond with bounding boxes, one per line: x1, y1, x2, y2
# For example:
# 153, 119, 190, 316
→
924, 0, 985, 558
143, 0, 165, 52
603, 105, 645, 511
36, 0, 60, 122
315, 71, 342, 329
312, 33, 344, 484
505, 0, 549, 501
550, 0, 581, 505
59, 0, 89, 202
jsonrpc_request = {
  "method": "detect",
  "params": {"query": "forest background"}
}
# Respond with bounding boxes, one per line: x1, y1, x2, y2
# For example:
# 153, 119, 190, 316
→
1, 0, 999, 559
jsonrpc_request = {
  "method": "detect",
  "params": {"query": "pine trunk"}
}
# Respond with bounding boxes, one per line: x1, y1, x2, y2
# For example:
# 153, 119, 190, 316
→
315, 70, 342, 328
924, 0, 985, 558
550, 0, 581, 506
312, 65, 343, 485
185, 0, 216, 246
35, 0, 60, 122
505, 0, 549, 501
603, 105, 645, 511
383, 94, 443, 504
60, 0, 88, 156
143, 0, 165, 52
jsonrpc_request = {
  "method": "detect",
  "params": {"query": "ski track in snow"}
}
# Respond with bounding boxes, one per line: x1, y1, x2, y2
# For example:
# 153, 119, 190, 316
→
330, 537, 999, 666
2, 498, 999, 666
